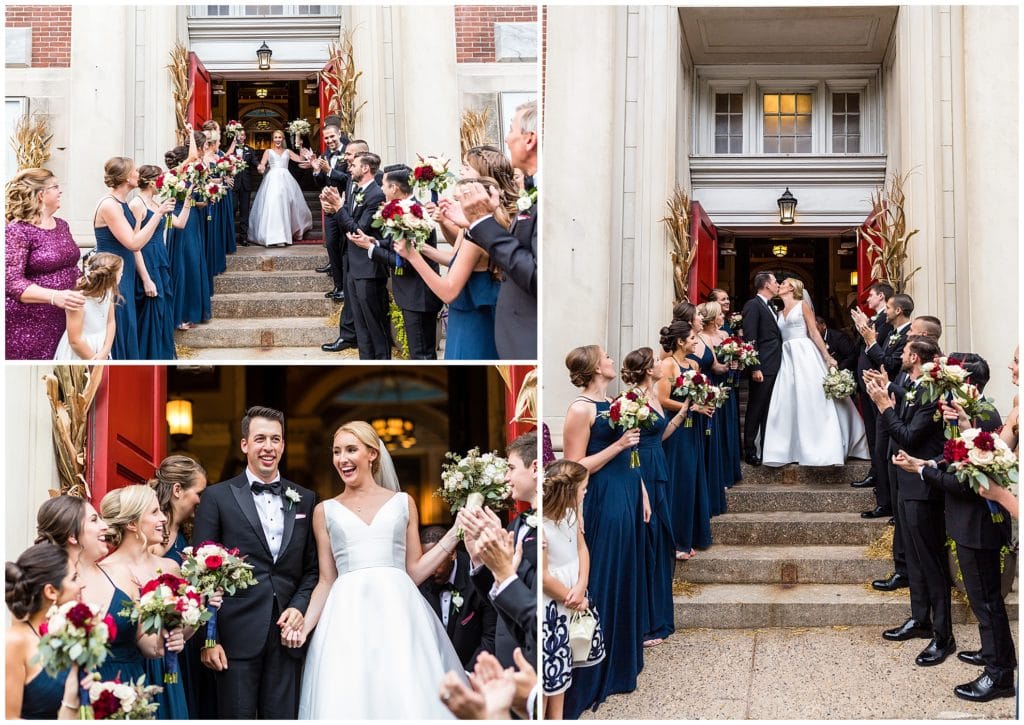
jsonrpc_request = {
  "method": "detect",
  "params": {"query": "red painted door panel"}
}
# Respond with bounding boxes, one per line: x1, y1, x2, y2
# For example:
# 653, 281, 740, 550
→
689, 201, 718, 304
187, 52, 212, 129
857, 209, 883, 314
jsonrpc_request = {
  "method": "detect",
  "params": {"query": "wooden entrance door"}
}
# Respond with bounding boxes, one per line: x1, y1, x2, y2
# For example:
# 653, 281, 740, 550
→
689, 202, 718, 303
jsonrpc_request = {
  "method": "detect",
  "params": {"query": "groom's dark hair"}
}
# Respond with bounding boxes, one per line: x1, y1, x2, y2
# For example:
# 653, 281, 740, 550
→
241, 406, 285, 438
382, 164, 413, 195
507, 431, 537, 466
753, 272, 775, 291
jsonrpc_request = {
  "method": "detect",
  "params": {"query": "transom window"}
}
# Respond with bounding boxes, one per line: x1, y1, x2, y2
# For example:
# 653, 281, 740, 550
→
831, 92, 861, 153
714, 93, 744, 154
762, 93, 812, 153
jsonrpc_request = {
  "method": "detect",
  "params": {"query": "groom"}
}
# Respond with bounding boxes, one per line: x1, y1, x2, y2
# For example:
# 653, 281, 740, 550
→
741, 272, 782, 465
193, 406, 318, 719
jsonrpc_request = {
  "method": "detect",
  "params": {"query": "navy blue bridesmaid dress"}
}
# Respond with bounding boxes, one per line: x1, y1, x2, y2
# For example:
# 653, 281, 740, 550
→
94, 199, 139, 360
95, 572, 146, 686
444, 260, 500, 360
663, 358, 713, 554
638, 408, 675, 642
168, 198, 212, 326
20, 667, 66, 719
136, 208, 176, 360
692, 345, 729, 516
564, 398, 646, 719
144, 649, 189, 719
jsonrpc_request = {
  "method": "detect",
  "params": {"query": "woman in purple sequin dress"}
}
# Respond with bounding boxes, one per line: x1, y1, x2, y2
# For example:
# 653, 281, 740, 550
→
5, 168, 84, 359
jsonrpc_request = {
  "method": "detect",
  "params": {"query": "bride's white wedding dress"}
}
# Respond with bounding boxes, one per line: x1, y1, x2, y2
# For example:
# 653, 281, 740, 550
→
762, 301, 870, 467
248, 148, 312, 247
298, 494, 464, 719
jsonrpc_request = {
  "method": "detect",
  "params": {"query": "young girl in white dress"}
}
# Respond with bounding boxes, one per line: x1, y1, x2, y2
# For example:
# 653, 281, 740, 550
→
53, 252, 122, 361
542, 458, 605, 720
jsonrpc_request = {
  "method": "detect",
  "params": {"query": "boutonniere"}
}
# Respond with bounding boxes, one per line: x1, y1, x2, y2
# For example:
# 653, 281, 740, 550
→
904, 387, 917, 406
525, 513, 539, 529
888, 332, 901, 346
284, 487, 301, 510
449, 590, 464, 612
354, 191, 365, 207
516, 187, 537, 212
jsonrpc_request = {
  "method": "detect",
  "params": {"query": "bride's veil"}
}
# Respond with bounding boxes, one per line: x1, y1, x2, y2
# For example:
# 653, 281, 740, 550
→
374, 439, 401, 492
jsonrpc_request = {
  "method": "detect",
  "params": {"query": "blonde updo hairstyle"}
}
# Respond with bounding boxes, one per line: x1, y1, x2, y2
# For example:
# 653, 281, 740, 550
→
333, 421, 382, 477
788, 278, 806, 300
103, 157, 135, 188
565, 345, 603, 389
696, 301, 722, 330
620, 347, 655, 386
100, 484, 159, 548
5, 168, 56, 223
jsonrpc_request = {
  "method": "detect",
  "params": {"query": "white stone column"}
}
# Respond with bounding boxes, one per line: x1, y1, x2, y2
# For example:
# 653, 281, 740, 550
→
131, 6, 180, 173
5, 367, 60, 557
541, 6, 624, 447
350, 5, 394, 161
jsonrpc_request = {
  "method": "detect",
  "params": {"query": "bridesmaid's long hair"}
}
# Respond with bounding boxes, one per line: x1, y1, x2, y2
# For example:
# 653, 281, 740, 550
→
464, 145, 519, 226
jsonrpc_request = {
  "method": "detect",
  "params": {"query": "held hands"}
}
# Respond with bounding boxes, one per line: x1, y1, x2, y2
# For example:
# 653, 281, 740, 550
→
277, 607, 305, 649
564, 581, 588, 611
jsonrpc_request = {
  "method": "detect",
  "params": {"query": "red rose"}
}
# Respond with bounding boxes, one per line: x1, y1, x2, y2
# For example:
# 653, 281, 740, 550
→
174, 598, 189, 613
943, 438, 969, 463
415, 165, 435, 182
208, 184, 220, 196
930, 367, 940, 379
38, 621, 48, 635
409, 203, 424, 219
625, 391, 638, 401
66, 602, 93, 628
381, 200, 402, 221
92, 689, 121, 720
974, 431, 996, 452
609, 406, 621, 423
141, 578, 161, 595
946, 357, 962, 367
155, 175, 165, 190
205, 555, 223, 570
693, 374, 706, 386
674, 376, 684, 388
102, 614, 117, 640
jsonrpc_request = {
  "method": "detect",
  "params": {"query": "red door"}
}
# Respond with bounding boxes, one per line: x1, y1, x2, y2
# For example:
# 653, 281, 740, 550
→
856, 208, 883, 314
88, 367, 167, 503
688, 201, 718, 304
187, 52, 212, 129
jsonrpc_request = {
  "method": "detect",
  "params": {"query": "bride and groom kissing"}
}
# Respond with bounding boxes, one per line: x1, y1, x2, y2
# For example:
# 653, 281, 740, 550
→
742, 272, 869, 469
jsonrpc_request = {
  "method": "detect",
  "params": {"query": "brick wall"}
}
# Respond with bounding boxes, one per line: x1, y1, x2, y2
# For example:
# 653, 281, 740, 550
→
5, 5, 72, 68
455, 5, 537, 63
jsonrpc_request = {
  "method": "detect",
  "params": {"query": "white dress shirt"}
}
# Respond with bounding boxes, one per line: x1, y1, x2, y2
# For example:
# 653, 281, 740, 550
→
245, 467, 285, 561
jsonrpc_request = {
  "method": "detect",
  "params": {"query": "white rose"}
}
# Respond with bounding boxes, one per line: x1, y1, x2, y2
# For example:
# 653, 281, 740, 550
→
484, 464, 497, 478
961, 428, 981, 443
637, 406, 650, 420
967, 448, 995, 466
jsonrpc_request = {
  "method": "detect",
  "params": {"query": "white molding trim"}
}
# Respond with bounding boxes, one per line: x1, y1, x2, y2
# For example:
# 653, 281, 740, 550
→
689, 154, 887, 185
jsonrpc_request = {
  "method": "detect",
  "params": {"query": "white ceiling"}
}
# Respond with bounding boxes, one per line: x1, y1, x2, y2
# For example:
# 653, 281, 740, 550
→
680, 6, 899, 65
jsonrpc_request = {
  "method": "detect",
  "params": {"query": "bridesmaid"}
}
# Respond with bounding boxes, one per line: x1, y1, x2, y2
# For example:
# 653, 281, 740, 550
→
93, 157, 174, 360
705, 299, 743, 486
694, 302, 731, 515
658, 319, 713, 560
5, 542, 84, 719
200, 129, 229, 283
621, 347, 680, 648
129, 165, 177, 360
204, 120, 237, 259
561, 345, 646, 719
165, 138, 211, 330
98, 485, 189, 719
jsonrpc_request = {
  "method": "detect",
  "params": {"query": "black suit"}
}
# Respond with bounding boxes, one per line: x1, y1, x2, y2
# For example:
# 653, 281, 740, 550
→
823, 327, 856, 373
232, 144, 260, 241
369, 214, 442, 359
192, 473, 319, 718
856, 311, 894, 479
878, 371, 912, 577
419, 550, 497, 669
868, 322, 910, 512
335, 181, 390, 359
878, 383, 950, 641
312, 150, 352, 295
469, 512, 538, 669
466, 197, 537, 360
741, 294, 782, 457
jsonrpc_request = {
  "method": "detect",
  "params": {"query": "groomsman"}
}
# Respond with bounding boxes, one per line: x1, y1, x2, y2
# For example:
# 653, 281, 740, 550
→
849, 282, 894, 489
447, 100, 538, 360
816, 316, 857, 372
418, 526, 497, 669
740, 272, 783, 465
867, 338, 954, 666
231, 129, 260, 245
348, 164, 443, 359
192, 407, 319, 718
311, 125, 352, 301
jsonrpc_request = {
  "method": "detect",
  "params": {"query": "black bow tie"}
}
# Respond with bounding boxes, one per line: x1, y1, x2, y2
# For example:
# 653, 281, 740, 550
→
251, 481, 282, 496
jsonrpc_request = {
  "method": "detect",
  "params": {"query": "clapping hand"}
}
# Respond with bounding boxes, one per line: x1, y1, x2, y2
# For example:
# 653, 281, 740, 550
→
471, 652, 516, 719
347, 230, 375, 250
475, 527, 517, 584
439, 671, 485, 720
321, 187, 342, 215
865, 377, 895, 412
438, 197, 470, 229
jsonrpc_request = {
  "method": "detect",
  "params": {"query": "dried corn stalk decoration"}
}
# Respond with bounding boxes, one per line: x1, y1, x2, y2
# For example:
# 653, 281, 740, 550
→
858, 170, 921, 294
662, 188, 696, 305
460, 107, 490, 157
10, 112, 53, 171
42, 365, 105, 498
167, 42, 193, 145
320, 29, 366, 137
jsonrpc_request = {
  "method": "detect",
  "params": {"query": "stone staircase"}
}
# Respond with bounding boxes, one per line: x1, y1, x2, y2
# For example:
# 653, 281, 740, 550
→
674, 461, 1018, 628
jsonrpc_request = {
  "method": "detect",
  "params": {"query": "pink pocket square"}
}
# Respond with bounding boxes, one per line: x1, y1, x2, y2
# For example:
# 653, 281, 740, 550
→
295, 513, 307, 519
460, 611, 476, 625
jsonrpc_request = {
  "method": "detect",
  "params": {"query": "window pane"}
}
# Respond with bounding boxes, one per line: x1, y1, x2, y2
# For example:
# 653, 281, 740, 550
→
847, 94, 860, 112
764, 115, 779, 135
848, 135, 860, 153
715, 136, 729, 153
715, 116, 729, 135
715, 94, 729, 113
729, 93, 742, 112
764, 137, 779, 153
833, 94, 846, 113
729, 115, 742, 135
833, 135, 845, 153
796, 115, 811, 136
780, 137, 794, 153
847, 115, 860, 134
780, 94, 795, 114
764, 94, 779, 114
795, 136, 811, 153
796, 94, 812, 114
730, 137, 743, 154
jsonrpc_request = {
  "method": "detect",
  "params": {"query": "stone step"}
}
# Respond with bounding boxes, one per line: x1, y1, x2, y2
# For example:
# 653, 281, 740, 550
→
225, 248, 328, 273
712, 511, 888, 546
179, 344, 361, 360
174, 316, 339, 349
211, 291, 335, 318
677, 545, 892, 584
673, 583, 1018, 628
738, 460, 871, 486
213, 270, 335, 295
727, 484, 877, 514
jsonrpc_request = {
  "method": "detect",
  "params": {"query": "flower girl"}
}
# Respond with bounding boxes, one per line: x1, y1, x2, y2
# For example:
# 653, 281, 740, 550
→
53, 252, 122, 360
542, 459, 605, 719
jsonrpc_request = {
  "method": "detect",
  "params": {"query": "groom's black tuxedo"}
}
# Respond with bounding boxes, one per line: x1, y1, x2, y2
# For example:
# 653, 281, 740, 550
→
741, 294, 783, 457
192, 473, 318, 718
231, 143, 260, 241
419, 549, 497, 669
469, 511, 538, 669
466, 195, 537, 360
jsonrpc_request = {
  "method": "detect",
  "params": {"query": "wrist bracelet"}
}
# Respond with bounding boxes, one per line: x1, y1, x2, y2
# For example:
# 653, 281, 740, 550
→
61, 700, 77, 711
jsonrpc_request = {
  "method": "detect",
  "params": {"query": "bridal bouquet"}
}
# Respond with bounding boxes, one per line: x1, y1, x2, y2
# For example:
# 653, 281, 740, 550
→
412, 154, 456, 198
120, 573, 210, 684
224, 120, 243, 138
179, 542, 257, 648
214, 155, 244, 179
822, 368, 856, 400
942, 428, 1018, 522
737, 342, 760, 369
286, 118, 311, 147
372, 198, 435, 274
198, 180, 227, 221
85, 673, 162, 720
603, 388, 655, 467
672, 369, 710, 428
436, 447, 513, 516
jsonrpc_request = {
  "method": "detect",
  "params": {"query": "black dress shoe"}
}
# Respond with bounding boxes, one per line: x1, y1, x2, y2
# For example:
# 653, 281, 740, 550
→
315, 264, 332, 273
916, 637, 955, 666
882, 617, 932, 641
236, 239, 252, 247
957, 650, 986, 666
954, 672, 1015, 702
744, 453, 762, 466
887, 517, 895, 525
873, 573, 911, 592
321, 337, 356, 353
850, 475, 876, 488
861, 506, 893, 519
324, 288, 344, 299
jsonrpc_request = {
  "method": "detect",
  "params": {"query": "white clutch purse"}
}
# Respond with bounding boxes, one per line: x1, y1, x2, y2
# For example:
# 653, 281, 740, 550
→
568, 609, 597, 663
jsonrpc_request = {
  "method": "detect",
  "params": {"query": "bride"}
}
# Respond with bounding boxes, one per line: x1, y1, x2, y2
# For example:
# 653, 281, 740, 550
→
762, 278, 869, 467
297, 421, 466, 719
248, 130, 313, 247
